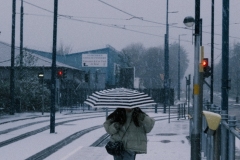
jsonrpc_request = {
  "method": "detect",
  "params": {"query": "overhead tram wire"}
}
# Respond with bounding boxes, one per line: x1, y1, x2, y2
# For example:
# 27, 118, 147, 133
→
22, 1, 165, 38
21, 0, 192, 42
98, 0, 240, 41
22, 0, 240, 41
20, 1, 231, 49
21, 0, 240, 48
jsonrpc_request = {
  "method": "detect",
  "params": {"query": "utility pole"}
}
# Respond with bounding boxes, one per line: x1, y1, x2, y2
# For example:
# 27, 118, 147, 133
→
50, 0, 58, 133
210, 0, 214, 104
20, 0, 24, 67
178, 34, 186, 101
191, 0, 201, 159
178, 35, 180, 101
164, 0, 169, 113
10, 0, 16, 115
221, 0, 230, 159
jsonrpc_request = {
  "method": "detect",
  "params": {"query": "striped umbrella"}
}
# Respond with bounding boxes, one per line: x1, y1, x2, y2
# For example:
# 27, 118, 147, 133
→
84, 88, 156, 108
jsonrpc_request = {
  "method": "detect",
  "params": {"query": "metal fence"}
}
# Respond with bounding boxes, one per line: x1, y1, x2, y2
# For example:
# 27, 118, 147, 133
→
191, 101, 240, 160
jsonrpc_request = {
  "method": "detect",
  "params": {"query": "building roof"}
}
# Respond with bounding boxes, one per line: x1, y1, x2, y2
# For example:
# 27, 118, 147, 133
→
0, 41, 77, 69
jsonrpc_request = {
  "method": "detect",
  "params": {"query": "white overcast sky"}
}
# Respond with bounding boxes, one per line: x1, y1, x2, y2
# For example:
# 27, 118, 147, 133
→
1, 0, 240, 76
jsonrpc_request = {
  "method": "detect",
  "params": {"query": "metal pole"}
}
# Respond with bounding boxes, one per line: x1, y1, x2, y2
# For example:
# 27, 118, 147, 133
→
42, 77, 44, 115
188, 74, 191, 114
185, 76, 187, 103
10, 0, 16, 115
213, 107, 221, 160
168, 79, 171, 123
221, 110, 228, 160
191, 0, 201, 159
210, 0, 214, 104
221, 2, 229, 111
178, 35, 180, 101
20, 0, 23, 67
42, 68, 44, 115
164, 0, 169, 113
228, 116, 236, 160
50, 0, 58, 133
221, 0, 229, 158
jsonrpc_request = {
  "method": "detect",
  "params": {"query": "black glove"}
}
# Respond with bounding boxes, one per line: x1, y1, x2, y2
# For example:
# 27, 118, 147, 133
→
138, 113, 146, 121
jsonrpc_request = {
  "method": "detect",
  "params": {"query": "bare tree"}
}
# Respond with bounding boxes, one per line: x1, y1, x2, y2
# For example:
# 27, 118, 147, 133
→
57, 42, 73, 55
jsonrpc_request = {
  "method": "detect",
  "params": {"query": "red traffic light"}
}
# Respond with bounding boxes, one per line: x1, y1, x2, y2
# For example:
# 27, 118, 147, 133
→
202, 58, 208, 67
57, 70, 63, 78
57, 68, 67, 79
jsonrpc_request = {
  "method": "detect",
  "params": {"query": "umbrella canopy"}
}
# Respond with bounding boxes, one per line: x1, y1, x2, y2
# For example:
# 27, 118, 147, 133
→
84, 88, 156, 108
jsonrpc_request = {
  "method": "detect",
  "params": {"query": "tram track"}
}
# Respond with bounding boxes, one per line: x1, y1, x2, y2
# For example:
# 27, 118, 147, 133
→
0, 112, 185, 159
0, 115, 104, 148
25, 125, 103, 160
0, 113, 104, 135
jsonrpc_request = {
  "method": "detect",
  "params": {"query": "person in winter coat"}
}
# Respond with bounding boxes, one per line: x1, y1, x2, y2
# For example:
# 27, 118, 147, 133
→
103, 107, 155, 160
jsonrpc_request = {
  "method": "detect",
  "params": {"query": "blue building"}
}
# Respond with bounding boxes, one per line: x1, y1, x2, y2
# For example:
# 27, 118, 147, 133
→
27, 45, 121, 89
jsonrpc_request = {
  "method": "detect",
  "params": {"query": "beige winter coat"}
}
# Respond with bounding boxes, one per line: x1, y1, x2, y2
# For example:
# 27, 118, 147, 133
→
103, 110, 155, 154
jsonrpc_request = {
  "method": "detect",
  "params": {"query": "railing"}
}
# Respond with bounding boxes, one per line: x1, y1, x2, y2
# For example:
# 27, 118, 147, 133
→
197, 102, 240, 160
177, 103, 186, 120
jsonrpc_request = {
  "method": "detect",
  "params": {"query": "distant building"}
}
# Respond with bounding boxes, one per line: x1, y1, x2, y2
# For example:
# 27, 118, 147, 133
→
26, 45, 121, 89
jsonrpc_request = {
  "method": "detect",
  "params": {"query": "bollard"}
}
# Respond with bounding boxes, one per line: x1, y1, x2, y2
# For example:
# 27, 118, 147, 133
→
228, 116, 236, 160
155, 104, 157, 113
221, 110, 228, 160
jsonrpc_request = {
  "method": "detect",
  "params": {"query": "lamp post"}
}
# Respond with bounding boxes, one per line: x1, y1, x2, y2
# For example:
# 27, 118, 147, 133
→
183, 1, 201, 158
164, 0, 178, 113
20, 0, 24, 67
50, 0, 58, 133
164, 0, 169, 113
178, 34, 186, 101
10, 0, 16, 115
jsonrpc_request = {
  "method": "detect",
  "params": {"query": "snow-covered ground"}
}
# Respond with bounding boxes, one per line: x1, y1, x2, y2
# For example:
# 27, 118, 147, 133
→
0, 111, 191, 160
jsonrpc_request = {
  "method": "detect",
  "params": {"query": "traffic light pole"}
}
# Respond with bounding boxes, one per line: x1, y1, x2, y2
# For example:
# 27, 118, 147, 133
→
191, 0, 201, 159
221, 1, 230, 159
210, 0, 214, 104
50, 0, 58, 133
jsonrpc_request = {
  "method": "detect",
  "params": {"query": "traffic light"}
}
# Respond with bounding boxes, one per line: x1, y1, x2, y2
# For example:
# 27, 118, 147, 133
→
63, 68, 67, 79
57, 69, 64, 79
57, 68, 67, 79
202, 58, 211, 78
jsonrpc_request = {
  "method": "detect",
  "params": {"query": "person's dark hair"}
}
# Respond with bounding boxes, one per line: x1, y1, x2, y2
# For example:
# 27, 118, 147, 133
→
107, 107, 145, 127
107, 108, 126, 125
132, 107, 145, 127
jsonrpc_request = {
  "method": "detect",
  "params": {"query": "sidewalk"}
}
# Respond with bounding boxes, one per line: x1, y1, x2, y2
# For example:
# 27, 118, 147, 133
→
64, 112, 190, 160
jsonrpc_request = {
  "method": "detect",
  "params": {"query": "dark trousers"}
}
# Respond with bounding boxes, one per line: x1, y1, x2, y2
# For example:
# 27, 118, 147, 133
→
113, 150, 136, 160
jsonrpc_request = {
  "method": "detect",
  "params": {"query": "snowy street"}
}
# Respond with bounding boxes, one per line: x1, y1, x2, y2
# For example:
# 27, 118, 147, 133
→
0, 110, 190, 160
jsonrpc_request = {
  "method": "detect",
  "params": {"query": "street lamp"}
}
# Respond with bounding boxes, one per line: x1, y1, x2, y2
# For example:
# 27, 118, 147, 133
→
178, 34, 186, 101
183, 16, 195, 27
164, 0, 178, 113
184, 3, 201, 159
